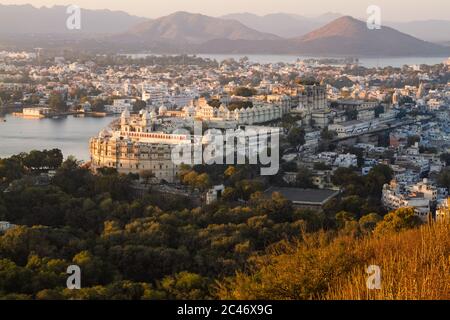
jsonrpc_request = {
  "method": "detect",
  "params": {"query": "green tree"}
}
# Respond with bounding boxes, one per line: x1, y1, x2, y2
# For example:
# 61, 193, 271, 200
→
440, 153, 450, 167
140, 170, 155, 187
374, 207, 422, 235
359, 213, 382, 234
437, 168, 450, 190
287, 127, 305, 147
48, 93, 67, 112
233, 87, 257, 97
159, 272, 210, 299
295, 166, 315, 189
133, 100, 147, 112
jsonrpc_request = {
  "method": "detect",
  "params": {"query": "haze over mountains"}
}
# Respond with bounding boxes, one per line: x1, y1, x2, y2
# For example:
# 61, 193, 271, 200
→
0, 4, 146, 34
127, 11, 280, 44
0, 4, 449, 57
388, 20, 450, 43
222, 12, 450, 43
221, 12, 341, 38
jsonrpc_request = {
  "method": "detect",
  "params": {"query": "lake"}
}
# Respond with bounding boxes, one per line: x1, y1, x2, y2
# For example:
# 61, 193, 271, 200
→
0, 114, 117, 161
197, 54, 449, 68
124, 53, 449, 68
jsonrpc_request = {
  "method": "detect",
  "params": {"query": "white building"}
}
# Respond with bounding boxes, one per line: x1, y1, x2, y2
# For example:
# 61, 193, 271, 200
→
206, 185, 225, 204
183, 97, 286, 125
0, 221, 15, 233
90, 109, 186, 183
22, 107, 52, 118
334, 153, 358, 168
105, 99, 136, 114
382, 179, 437, 221
328, 120, 371, 138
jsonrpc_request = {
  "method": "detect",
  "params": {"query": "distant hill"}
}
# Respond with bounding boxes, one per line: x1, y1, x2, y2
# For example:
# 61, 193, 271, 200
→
0, 4, 147, 34
196, 16, 450, 56
221, 12, 341, 38
0, 6, 448, 57
221, 13, 321, 38
126, 11, 281, 45
223, 12, 450, 44
292, 16, 450, 56
386, 20, 450, 43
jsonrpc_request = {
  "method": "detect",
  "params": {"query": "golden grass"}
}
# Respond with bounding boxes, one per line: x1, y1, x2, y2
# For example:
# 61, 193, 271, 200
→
217, 221, 450, 300
327, 221, 450, 300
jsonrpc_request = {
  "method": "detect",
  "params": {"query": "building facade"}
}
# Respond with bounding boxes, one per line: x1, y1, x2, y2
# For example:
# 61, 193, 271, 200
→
89, 109, 188, 183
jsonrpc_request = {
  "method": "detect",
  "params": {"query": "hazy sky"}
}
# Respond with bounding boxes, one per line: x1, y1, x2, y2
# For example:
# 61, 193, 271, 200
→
1, 0, 450, 21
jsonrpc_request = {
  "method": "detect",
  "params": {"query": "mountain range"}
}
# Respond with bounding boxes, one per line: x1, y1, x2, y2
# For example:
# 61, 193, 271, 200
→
0, 4, 146, 34
127, 11, 280, 44
221, 12, 341, 38
0, 5, 449, 57
291, 16, 449, 56
221, 12, 450, 43
387, 20, 450, 42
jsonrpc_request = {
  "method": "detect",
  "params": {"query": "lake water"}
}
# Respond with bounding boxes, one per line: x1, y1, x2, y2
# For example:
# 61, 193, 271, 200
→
125, 53, 449, 68
197, 54, 449, 68
0, 114, 117, 161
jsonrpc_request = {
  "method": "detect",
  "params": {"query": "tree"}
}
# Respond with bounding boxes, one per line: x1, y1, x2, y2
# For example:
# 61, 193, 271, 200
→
133, 100, 147, 112
208, 99, 221, 108
23, 150, 46, 170
440, 153, 450, 167
48, 93, 67, 112
181, 171, 199, 188
36, 289, 65, 300
44, 149, 64, 169
140, 170, 155, 186
365, 164, 393, 197
92, 99, 107, 112
332, 168, 361, 187
374, 207, 422, 235
233, 87, 256, 97
195, 173, 211, 191
335, 211, 356, 229
345, 109, 358, 121
359, 213, 382, 234
287, 127, 305, 147
0, 157, 25, 183
437, 168, 450, 191
159, 272, 210, 300
52, 157, 94, 196
282, 161, 298, 172
228, 101, 253, 111
374, 105, 385, 118
72, 251, 109, 286
295, 166, 315, 189
320, 129, 336, 140
313, 162, 331, 171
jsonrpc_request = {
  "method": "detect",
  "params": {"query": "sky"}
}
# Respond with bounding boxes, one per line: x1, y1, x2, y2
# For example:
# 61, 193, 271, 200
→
1, 0, 450, 21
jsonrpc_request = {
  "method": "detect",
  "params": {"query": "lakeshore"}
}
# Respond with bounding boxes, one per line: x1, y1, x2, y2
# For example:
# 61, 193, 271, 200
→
0, 113, 116, 161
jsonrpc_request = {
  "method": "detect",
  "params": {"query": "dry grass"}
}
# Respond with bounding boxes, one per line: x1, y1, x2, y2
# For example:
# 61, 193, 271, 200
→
327, 221, 450, 300
217, 221, 450, 300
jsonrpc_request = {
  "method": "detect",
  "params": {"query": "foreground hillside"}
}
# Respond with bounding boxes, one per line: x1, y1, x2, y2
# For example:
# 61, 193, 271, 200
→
1, 151, 449, 300
217, 216, 450, 300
